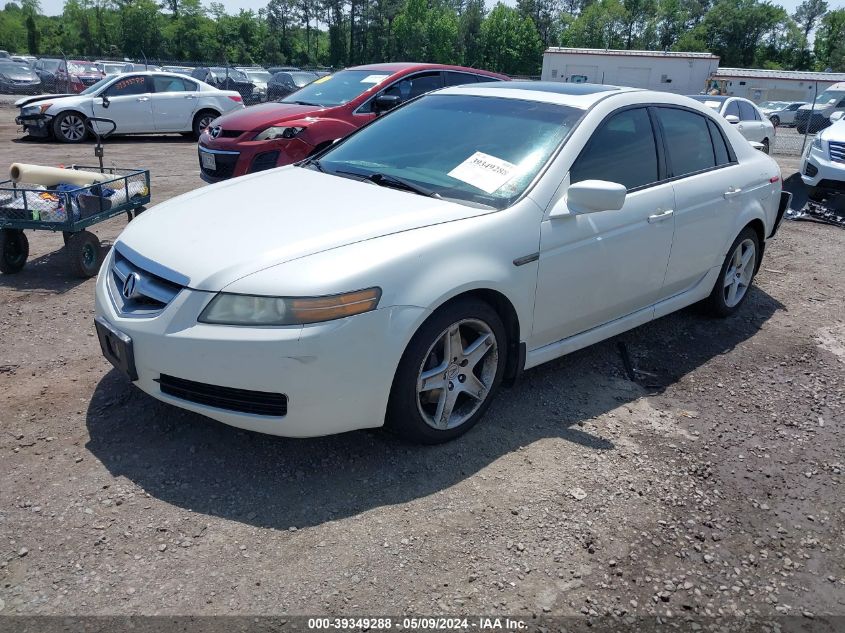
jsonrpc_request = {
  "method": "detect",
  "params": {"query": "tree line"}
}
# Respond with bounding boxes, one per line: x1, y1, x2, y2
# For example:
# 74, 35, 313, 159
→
1, 0, 843, 76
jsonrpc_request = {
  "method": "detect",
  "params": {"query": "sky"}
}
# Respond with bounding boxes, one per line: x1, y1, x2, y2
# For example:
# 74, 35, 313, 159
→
34, 0, 825, 18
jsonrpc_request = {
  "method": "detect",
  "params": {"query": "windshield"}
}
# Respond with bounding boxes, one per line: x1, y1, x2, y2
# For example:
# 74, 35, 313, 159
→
291, 72, 317, 87
759, 101, 783, 109
245, 70, 272, 82
69, 62, 100, 75
314, 94, 582, 210
813, 90, 845, 106
213, 68, 248, 82
42, 59, 60, 71
81, 76, 115, 95
0, 63, 30, 74
102, 64, 123, 75
281, 69, 392, 107
688, 95, 724, 110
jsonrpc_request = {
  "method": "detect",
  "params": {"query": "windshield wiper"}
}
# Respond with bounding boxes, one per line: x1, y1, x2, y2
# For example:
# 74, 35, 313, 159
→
367, 173, 442, 199
288, 100, 321, 106
301, 157, 325, 172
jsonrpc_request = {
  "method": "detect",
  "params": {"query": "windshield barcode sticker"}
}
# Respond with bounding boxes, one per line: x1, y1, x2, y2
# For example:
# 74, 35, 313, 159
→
447, 151, 516, 194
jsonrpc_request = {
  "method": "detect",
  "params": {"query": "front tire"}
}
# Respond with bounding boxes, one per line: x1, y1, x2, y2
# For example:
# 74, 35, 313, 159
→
807, 186, 825, 202
761, 138, 770, 154
386, 298, 507, 444
52, 111, 88, 143
703, 228, 760, 317
770, 116, 780, 127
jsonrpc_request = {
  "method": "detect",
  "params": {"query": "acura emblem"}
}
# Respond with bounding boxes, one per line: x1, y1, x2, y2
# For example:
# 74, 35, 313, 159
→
122, 272, 141, 300
210, 126, 221, 138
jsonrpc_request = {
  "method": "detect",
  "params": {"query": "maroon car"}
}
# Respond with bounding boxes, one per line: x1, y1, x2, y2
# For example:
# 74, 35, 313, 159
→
56, 60, 105, 93
197, 62, 509, 182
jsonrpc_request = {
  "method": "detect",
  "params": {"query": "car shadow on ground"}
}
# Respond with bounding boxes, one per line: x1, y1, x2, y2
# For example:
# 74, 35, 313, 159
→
85, 286, 783, 531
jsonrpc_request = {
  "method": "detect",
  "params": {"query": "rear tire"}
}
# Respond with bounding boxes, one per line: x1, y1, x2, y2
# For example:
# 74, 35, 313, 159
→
703, 227, 760, 318
65, 230, 103, 278
52, 111, 88, 143
0, 229, 29, 274
192, 110, 218, 140
386, 298, 507, 444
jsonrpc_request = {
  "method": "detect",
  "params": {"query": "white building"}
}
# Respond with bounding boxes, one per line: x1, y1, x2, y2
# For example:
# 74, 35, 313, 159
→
707, 68, 845, 103
541, 48, 720, 95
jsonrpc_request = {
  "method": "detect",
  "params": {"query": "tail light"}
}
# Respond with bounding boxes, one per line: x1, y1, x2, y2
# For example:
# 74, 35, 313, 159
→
228, 95, 242, 103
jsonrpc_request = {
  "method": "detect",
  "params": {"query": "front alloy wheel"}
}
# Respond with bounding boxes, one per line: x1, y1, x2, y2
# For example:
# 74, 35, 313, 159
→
387, 298, 507, 443
53, 112, 87, 143
417, 319, 499, 430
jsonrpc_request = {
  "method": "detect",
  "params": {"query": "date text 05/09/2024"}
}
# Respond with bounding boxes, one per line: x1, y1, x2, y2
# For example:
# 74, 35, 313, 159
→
307, 617, 528, 630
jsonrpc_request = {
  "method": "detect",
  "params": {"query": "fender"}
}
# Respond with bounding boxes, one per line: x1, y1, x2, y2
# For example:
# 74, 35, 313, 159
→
293, 117, 362, 151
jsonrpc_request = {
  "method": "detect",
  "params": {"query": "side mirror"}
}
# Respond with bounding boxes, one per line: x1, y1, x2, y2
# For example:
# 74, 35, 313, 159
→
373, 94, 401, 114
831, 111, 844, 122
101, 95, 110, 109
749, 141, 765, 152
725, 114, 740, 124
551, 180, 627, 218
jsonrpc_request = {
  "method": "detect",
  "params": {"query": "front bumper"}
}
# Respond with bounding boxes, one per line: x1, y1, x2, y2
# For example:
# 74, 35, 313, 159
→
801, 146, 845, 191
15, 112, 51, 137
2, 82, 42, 94
198, 135, 315, 182
94, 249, 426, 437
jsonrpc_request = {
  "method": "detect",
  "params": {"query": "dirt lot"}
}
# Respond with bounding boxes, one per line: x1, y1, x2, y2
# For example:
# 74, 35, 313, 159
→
0, 105, 843, 627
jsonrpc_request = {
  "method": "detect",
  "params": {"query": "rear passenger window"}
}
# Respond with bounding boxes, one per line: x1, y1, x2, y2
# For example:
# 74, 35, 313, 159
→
738, 101, 757, 121
444, 72, 477, 87
724, 101, 740, 119
656, 108, 716, 177
153, 76, 195, 93
570, 107, 659, 191
707, 119, 732, 166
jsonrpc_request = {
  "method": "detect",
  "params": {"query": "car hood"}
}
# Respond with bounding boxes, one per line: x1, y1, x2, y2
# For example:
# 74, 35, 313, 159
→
117, 166, 495, 291
820, 119, 845, 141
209, 101, 334, 133
15, 93, 80, 107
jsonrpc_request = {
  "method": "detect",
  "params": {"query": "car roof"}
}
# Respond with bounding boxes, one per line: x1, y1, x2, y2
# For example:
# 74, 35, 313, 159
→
348, 62, 507, 78
438, 81, 638, 108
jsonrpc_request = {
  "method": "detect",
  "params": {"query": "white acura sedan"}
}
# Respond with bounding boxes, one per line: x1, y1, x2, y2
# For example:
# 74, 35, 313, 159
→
94, 82, 790, 443
15, 71, 244, 142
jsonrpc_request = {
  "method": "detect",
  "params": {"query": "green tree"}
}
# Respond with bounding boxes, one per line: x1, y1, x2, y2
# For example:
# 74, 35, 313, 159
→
793, 0, 827, 68
480, 3, 542, 75
700, 0, 788, 67
393, 0, 459, 64
814, 8, 845, 71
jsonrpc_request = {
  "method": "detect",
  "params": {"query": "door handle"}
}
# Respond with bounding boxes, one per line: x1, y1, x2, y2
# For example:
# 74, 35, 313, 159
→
184, 95, 196, 99
648, 209, 674, 223
723, 187, 743, 199
136, 96, 150, 102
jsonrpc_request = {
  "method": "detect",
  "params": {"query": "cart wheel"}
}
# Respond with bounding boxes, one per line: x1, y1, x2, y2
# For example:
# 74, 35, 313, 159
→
0, 229, 29, 274
126, 206, 147, 222
62, 231, 73, 246
66, 230, 103, 278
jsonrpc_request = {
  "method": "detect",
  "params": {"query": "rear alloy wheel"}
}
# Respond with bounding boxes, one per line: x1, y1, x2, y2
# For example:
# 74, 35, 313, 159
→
387, 298, 506, 443
704, 228, 759, 317
53, 111, 88, 143
193, 111, 217, 139
0, 229, 29, 274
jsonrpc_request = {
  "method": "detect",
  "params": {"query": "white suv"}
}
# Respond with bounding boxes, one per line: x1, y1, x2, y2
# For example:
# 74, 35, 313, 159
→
802, 112, 845, 201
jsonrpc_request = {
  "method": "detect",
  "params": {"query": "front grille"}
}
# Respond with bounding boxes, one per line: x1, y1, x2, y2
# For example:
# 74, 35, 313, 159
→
220, 129, 244, 138
249, 151, 280, 173
804, 161, 818, 177
109, 248, 183, 316
830, 141, 845, 163
198, 149, 239, 180
81, 77, 99, 85
158, 374, 288, 417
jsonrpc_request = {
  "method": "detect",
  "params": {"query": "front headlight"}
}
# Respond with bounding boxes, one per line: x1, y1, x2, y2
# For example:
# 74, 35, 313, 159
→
198, 287, 381, 326
812, 136, 822, 151
253, 126, 304, 141
22, 103, 51, 115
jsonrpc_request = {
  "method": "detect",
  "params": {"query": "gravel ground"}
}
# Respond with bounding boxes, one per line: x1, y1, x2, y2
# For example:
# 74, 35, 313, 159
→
0, 114, 843, 626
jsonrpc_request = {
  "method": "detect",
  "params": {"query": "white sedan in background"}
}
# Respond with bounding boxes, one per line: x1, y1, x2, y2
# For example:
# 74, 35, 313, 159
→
95, 83, 790, 443
15, 71, 244, 142
689, 95, 776, 153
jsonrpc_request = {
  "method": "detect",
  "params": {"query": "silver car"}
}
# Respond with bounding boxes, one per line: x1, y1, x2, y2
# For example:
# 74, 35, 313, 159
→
761, 101, 806, 127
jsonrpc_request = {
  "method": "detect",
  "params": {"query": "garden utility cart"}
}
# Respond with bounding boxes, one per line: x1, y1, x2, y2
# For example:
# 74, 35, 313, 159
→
0, 117, 151, 277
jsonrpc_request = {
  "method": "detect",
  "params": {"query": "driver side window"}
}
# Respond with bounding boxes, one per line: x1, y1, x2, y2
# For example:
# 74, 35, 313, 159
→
359, 72, 443, 113
104, 75, 148, 97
